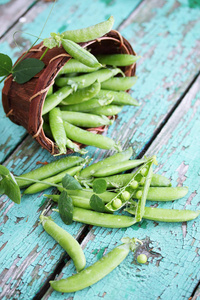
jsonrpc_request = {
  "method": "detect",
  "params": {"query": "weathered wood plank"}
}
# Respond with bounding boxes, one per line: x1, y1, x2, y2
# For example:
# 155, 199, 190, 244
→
0, 0, 36, 38
43, 74, 200, 300
0, 0, 142, 163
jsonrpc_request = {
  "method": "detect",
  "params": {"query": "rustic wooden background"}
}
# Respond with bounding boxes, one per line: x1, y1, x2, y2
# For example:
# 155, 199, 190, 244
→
0, 0, 200, 299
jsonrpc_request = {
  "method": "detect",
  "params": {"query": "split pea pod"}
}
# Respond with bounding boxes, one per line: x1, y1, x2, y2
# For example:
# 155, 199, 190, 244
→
61, 81, 100, 105
42, 86, 72, 115
101, 76, 137, 91
63, 121, 117, 151
59, 59, 100, 75
16, 156, 83, 188
49, 108, 67, 155
87, 105, 123, 116
50, 237, 139, 293
126, 206, 200, 222
61, 111, 113, 128
24, 165, 83, 194
61, 16, 114, 43
79, 147, 133, 178
93, 159, 146, 177
96, 54, 140, 66
55, 68, 123, 89
59, 96, 113, 113
98, 89, 140, 106
40, 215, 86, 272
61, 38, 101, 68
95, 173, 171, 189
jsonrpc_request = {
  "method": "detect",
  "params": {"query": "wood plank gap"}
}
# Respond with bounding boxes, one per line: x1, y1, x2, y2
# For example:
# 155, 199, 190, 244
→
136, 71, 200, 159
190, 282, 200, 300
32, 225, 90, 300
0, 0, 39, 40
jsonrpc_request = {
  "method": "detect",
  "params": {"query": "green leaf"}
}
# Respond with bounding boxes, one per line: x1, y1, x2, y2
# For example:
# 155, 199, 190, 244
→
0, 53, 13, 77
62, 173, 82, 190
43, 37, 58, 49
90, 194, 105, 212
92, 178, 107, 194
58, 191, 73, 225
0, 165, 10, 176
12, 58, 45, 84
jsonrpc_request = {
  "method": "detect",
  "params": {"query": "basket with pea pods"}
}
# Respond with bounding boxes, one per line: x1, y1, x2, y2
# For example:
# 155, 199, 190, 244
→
2, 16, 139, 155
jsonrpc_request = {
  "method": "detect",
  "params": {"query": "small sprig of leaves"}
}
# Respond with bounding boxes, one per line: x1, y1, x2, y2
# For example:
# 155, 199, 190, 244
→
89, 178, 107, 212
0, 165, 21, 204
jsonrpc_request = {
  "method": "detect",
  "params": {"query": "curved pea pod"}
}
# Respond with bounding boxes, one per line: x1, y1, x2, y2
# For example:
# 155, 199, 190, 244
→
23, 165, 83, 194
87, 105, 123, 116
59, 59, 100, 75
98, 89, 140, 106
42, 86, 73, 115
93, 159, 146, 177
61, 111, 113, 128
101, 76, 138, 91
55, 68, 123, 89
96, 54, 140, 66
60, 96, 113, 113
61, 81, 101, 106
61, 38, 101, 68
40, 215, 86, 272
50, 237, 141, 293
126, 206, 200, 222
63, 121, 117, 151
16, 156, 84, 188
79, 147, 133, 178
144, 187, 189, 201
61, 16, 114, 43
49, 107, 67, 155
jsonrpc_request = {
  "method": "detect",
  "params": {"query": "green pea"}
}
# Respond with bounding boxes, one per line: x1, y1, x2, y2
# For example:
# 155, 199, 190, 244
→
59, 59, 100, 75
42, 86, 72, 115
61, 38, 101, 68
61, 81, 101, 105
121, 191, 131, 201
55, 68, 123, 89
135, 190, 143, 199
130, 180, 139, 190
98, 89, 140, 106
61, 16, 114, 43
61, 111, 113, 128
96, 54, 140, 66
137, 254, 148, 264
63, 121, 117, 151
40, 215, 86, 272
49, 107, 67, 155
16, 156, 84, 188
140, 167, 148, 176
87, 105, 123, 116
101, 76, 138, 91
139, 177, 146, 186
112, 198, 122, 209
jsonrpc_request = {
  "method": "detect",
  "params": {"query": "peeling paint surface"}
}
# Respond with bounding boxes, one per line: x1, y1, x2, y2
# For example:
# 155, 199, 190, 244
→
0, 0, 200, 299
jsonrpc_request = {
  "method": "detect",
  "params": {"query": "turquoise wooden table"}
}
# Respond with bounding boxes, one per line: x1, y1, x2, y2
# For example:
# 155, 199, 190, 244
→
0, 0, 200, 299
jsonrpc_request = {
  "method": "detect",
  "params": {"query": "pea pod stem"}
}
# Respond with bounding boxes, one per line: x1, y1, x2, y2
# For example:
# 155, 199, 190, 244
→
40, 214, 86, 272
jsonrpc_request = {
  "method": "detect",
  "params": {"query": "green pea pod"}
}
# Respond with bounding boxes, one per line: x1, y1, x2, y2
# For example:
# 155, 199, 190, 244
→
87, 105, 123, 116
24, 165, 83, 194
40, 215, 86, 272
142, 186, 188, 201
126, 206, 200, 222
79, 147, 133, 178
49, 107, 67, 155
59, 59, 100, 75
61, 39, 101, 68
50, 237, 141, 293
61, 111, 113, 128
43, 122, 53, 140
59, 96, 113, 113
101, 76, 138, 91
61, 81, 101, 105
16, 156, 84, 188
55, 68, 123, 89
61, 16, 114, 43
96, 54, 140, 66
98, 89, 140, 106
63, 121, 117, 151
42, 86, 72, 115
46, 85, 53, 96
93, 159, 146, 177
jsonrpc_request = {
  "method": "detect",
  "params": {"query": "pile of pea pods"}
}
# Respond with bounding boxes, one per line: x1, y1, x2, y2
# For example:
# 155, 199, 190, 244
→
41, 16, 139, 154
